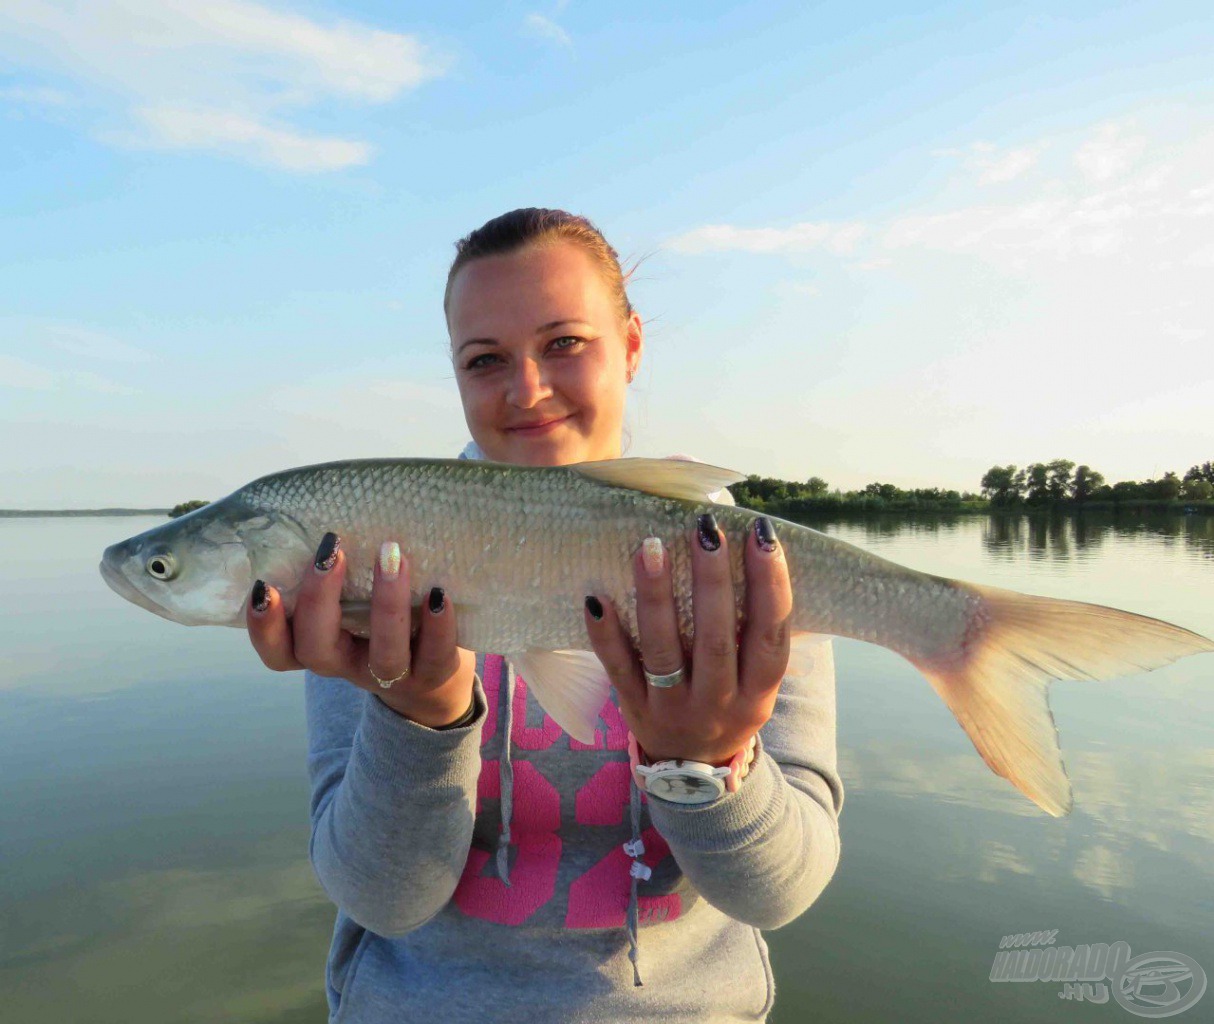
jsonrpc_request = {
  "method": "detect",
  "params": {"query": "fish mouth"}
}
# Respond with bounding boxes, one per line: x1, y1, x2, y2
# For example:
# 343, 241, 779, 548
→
99, 552, 177, 623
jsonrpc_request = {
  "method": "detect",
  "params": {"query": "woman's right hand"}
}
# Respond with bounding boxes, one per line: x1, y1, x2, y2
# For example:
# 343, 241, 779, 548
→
246, 533, 477, 728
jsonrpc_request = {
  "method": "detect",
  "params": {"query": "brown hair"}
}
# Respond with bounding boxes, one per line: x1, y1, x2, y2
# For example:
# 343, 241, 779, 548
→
444, 208, 633, 323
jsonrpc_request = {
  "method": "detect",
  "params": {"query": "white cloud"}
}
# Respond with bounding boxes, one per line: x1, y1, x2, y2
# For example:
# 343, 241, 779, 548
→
524, 12, 573, 50
133, 105, 372, 171
1074, 120, 1146, 183
0, 354, 56, 390
671, 116, 1214, 269
0, 82, 73, 106
942, 140, 1047, 184
43, 325, 151, 363
0, 354, 132, 393
666, 221, 865, 255
0, 0, 444, 170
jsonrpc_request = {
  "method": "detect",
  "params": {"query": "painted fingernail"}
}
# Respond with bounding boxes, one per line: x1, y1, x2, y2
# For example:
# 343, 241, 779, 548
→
251, 579, 269, 613
754, 517, 778, 553
429, 586, 445, 614
696, 513, 721, 552
641, 536, 664, 578
314, 532, 340, 572
585, 595, 604, 621
379, 541, 401, 579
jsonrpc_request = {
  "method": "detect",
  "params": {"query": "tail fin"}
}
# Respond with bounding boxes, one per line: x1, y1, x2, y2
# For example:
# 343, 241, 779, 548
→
914, 583, 1213, 816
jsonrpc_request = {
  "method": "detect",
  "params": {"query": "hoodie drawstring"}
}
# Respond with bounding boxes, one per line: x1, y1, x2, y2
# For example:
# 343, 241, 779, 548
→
624, 776, 647, 986
495, 660, 516, 886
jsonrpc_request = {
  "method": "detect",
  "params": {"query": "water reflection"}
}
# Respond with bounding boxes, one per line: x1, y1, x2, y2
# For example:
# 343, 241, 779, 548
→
983, 512, 1210, 562
839, 735, 1214, 891
983, 511, 1214, 561
798, 510, 1214, 561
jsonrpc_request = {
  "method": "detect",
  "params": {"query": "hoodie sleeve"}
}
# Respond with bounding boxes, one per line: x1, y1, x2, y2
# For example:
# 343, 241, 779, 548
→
304, 669, 486, 937
643, 637, 844, 930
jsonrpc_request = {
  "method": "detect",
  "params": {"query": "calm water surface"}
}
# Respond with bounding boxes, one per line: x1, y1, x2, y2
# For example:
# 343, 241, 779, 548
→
2, 513, 1212, 1023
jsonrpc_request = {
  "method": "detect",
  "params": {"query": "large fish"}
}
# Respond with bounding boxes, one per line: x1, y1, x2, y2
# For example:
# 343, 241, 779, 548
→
100, 457, 1212, 816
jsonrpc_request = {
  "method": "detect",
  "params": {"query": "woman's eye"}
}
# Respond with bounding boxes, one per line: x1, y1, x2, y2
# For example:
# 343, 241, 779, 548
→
549, 335, 584, 352
465, 352, 501, 370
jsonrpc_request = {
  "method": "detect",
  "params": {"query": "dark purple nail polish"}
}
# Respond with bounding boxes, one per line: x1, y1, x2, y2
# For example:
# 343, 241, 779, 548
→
585, 595, 604, 621
696, 513, 721, 552
314, 532, 340, 571
754, 517, 777, 553
251, 579, 269, 613
429, 586, 445, 614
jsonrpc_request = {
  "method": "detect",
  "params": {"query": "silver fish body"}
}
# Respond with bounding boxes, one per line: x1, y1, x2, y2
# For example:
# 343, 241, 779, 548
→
101, 457, 1214, 816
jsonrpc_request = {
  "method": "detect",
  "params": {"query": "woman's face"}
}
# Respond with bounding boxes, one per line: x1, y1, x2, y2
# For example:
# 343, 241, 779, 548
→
448, 241, 642, 467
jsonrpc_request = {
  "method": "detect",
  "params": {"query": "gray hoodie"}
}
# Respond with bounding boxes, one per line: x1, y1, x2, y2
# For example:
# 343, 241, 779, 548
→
305, 633, 842, 1022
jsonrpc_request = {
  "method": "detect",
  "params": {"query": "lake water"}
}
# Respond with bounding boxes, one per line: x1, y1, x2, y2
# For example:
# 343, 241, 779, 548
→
2, 513, 1212, 1023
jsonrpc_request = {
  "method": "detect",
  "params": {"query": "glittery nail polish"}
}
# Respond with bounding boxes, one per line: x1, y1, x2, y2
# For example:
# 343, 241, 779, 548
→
585, 595, 604, 621
754, 517, 778, 553
429, 586, 445, 614
379, 541, 401, 579
641, 536, 664, 578
314, 532, 340, 572
251, 579, 269, 613
696, 513, 721, 552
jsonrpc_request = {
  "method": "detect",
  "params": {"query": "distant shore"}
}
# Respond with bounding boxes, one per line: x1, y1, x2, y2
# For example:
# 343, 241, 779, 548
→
0, 509, 169, 518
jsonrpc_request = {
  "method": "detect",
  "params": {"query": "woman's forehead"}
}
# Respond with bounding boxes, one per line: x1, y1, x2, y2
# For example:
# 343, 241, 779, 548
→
448, 243, 616, 337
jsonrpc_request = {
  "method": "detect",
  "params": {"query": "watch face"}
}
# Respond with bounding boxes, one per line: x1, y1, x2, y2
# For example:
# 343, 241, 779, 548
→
648, 770, 725, 805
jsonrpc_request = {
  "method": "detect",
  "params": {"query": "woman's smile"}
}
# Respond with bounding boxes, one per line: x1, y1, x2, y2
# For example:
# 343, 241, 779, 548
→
505, 413, 574, 436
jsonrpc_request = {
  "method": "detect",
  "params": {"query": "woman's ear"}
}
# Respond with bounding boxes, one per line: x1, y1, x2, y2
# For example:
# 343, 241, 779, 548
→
626, 310, 643, 380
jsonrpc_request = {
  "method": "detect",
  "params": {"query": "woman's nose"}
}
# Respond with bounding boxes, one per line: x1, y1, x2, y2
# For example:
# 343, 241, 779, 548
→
506, 358, 553, 408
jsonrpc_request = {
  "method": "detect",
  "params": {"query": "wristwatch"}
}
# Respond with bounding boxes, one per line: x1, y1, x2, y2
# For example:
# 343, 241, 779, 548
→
628, 734, 752, 805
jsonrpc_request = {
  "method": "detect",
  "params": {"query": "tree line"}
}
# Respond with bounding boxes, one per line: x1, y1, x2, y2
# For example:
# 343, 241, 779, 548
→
728, 460, 1214, 514
979, 460, 1214, 507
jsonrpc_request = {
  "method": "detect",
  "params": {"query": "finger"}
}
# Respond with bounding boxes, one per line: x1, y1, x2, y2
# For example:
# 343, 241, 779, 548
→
293, 532, 359, 678
584, 594, 646, 718
633, 537, 687, 698
368, 542, 413, 687
738, 516, 792, 700
246, 581, 302, 671
411, 585, 463, 689
689, 512, 738, 704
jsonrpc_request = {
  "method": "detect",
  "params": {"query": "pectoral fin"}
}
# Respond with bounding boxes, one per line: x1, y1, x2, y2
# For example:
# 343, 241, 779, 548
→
508, 649, 612, 744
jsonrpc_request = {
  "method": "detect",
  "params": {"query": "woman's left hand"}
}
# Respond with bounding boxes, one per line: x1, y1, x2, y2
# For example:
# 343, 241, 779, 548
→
584, 513, 792, 767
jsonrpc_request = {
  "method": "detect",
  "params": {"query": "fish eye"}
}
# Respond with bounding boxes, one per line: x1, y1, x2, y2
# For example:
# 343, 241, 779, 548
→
146, 553, 178, 581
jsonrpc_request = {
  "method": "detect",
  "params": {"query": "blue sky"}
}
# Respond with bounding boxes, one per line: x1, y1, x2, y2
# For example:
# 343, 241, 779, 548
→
2, 1, 1212, 506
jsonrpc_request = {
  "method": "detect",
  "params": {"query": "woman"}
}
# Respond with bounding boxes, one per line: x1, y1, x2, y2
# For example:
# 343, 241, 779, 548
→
247, 209, 843, 1023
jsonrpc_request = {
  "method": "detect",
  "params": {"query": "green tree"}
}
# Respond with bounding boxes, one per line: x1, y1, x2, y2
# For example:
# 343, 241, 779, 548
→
168, 499, 210, 518
862, 482, 900, 502
1070, 465, 1105, 503
1148, 472, 1183, 501
980, 465, 1022, 505
1184, 461, 1214, 485
1046, 459, 1075, 502
804, 476, 830, 496
1024, 463, 1050, 504
1181, 478, 1213, 501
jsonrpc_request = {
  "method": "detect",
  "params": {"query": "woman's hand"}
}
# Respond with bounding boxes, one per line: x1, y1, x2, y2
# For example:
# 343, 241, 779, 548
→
584, 513, 792, 766
246, 533, 477, 728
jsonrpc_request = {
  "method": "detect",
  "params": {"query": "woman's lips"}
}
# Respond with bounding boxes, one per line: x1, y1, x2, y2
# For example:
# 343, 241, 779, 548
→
506, 415, 572, 436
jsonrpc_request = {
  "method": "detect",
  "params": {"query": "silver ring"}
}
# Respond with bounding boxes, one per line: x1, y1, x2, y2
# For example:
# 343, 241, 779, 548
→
643, 664, 685, 689
369, 663, 410, 689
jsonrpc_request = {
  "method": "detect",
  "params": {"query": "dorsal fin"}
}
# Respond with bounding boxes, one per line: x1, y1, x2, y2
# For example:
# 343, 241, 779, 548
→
572, 457, 744, 502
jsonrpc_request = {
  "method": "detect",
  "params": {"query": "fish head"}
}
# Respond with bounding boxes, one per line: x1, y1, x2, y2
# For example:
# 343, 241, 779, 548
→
99, 498, 312, 627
